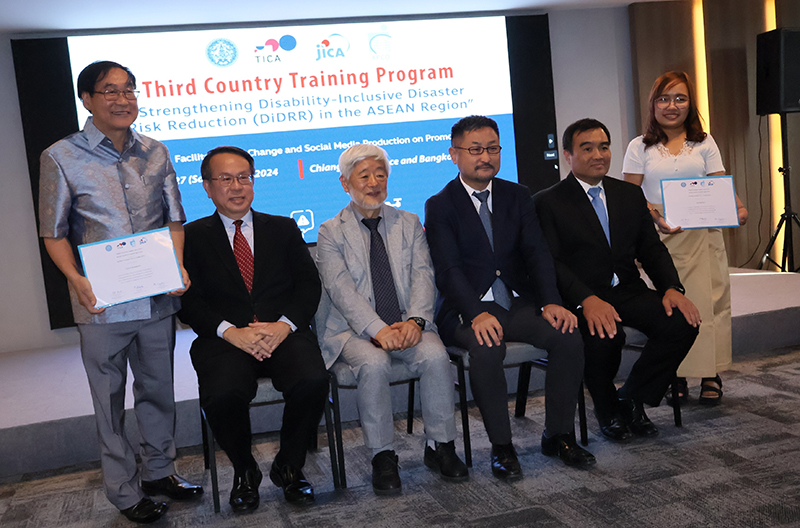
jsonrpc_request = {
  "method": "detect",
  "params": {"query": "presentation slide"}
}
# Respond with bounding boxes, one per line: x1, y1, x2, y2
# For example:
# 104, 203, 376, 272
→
67, 17, 516, 242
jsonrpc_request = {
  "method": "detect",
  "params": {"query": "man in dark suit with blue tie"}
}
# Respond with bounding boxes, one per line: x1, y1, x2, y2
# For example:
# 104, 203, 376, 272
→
534, 118, 700, 443
425, 115, 595, 477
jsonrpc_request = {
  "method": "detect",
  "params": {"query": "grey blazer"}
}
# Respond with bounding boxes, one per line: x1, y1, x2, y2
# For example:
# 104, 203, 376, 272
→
315, 202, 436, 368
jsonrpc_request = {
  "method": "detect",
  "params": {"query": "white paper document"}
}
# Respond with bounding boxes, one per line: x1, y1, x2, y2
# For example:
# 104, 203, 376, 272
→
661, 176, 739, 230
78, 227, 183, 308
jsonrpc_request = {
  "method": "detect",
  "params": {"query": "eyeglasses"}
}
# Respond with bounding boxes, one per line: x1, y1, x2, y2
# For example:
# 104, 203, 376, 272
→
452, 145, 502, 156
94, 89, 140, 101
655, 95, 689, 108
209, 173, 255, 186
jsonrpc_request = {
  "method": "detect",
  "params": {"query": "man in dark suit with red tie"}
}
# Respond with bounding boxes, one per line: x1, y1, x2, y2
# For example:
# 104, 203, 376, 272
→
534, 118, 700, 442
178, 146, 328, 511
425, 115, 595, 478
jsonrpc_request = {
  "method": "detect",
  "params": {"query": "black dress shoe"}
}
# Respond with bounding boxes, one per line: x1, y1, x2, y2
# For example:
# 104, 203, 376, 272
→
541, 432, 596, 468
619, 397, 659, 437
490, 443, 522, 480
230, 466, 262, 513
120, 497, 168, 524
423, 441, 469, 482
141, 474, 203, 501
597, 414, 634, 443
269, 463, 315, 504
371, 450, 402, 495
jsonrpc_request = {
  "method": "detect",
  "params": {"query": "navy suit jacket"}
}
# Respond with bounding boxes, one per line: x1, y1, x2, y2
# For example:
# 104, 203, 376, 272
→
178, 210, 321, 341
424, 175, 562, 338
533, 174, 682, 309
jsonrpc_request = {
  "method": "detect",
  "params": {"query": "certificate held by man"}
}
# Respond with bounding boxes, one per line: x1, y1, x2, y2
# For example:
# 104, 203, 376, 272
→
660, 175, 739, 230
78, 227, 184, 308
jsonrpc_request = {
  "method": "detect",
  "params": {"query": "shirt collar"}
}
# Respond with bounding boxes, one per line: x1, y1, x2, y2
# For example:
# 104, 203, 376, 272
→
574, 174, 605, 196
83, 116, 139, 152
218, 210, 254, 230
458, 174, 493, 197
349, 202, 386, 225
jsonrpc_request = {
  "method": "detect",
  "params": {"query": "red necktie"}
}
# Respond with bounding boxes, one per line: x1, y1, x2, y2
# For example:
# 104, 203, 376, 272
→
233, 220, 254, 293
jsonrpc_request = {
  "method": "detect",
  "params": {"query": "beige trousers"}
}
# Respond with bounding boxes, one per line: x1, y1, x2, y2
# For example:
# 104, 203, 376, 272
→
658, 206, 732, 377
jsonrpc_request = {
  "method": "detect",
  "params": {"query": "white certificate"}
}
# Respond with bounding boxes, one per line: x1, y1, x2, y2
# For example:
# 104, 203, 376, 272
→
78, 227, 183, 308
661, 176, 739, 230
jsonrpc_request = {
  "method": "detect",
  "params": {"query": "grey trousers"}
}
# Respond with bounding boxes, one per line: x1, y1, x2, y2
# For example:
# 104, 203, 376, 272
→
77, 313, 177, 510
341, 330, 456, 450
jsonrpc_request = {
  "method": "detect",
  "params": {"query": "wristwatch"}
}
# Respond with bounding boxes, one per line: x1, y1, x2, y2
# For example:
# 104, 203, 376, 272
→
669, 285, 686, 295
408, 317, 426, 331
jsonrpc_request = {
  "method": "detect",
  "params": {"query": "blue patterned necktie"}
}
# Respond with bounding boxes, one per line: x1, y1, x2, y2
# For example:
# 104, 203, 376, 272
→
472, 190, 512, 310
587, 186, 611, 245
362, 217, 402, 325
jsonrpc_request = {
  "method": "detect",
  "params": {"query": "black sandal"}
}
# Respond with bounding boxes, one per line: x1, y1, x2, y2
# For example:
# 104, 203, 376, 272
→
699, 375, 723, 406
665, 377, 689, 407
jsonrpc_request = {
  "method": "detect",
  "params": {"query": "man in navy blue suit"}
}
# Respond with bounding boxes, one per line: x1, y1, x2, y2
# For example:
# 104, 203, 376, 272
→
424, 115, 595, 477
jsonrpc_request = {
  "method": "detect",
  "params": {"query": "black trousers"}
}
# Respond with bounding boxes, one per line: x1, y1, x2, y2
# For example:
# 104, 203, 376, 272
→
190, 330, 329, 473
445, 298, 584, 445
578, 283, 698, 421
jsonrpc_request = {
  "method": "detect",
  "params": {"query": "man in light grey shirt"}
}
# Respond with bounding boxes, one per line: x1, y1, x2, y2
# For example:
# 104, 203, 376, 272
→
39, 60, 201, 524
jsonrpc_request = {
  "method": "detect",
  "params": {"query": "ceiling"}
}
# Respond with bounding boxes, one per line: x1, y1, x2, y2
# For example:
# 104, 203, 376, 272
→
0, 0, 658, 35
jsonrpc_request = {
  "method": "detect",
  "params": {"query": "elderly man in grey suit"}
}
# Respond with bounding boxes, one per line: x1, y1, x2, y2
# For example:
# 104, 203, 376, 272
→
316, 143, 468, 495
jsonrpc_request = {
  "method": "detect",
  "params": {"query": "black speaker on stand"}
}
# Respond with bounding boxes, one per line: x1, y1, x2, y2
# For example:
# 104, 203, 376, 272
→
757, 27, 800, 272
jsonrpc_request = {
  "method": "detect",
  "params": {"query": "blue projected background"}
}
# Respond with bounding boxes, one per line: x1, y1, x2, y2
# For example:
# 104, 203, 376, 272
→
165, 114, 516, 241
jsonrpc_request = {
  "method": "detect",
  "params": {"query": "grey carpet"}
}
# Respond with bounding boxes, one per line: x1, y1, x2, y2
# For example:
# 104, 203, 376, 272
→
2, 348, 800, 527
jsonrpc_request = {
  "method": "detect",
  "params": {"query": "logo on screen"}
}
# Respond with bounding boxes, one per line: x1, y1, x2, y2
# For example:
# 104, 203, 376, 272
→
316, 34, 349, 61
255, 35, 296, 64
207, 38, 238, 67
385, 198, 402, 208
369, 31, 391, 60
291, 209, 315, 237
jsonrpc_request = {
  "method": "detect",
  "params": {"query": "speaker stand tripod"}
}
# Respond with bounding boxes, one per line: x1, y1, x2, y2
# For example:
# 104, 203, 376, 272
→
759, 113, 800, 272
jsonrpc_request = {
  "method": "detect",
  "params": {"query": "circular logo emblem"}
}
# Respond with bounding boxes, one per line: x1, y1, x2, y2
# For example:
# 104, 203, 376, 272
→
279, 35, 297, 51
105, 245, 112, 252
207, 38, 238, 67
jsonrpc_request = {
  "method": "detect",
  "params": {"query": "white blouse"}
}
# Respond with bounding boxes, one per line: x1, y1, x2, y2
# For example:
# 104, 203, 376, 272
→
622, 133, 725, 204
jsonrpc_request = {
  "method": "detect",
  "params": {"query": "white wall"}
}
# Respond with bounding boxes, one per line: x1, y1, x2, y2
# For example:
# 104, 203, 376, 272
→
0, 6, 638, 354
550, 6, 637, 180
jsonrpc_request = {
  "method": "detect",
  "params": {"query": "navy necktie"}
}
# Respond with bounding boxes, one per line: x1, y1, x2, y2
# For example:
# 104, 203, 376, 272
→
472, 190, 512, 310
362, 217, 402, 325
588, 187, 611, 245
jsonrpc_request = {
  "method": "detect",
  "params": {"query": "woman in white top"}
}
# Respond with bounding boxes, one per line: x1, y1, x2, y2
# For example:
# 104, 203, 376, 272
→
622, 71, 748, 406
